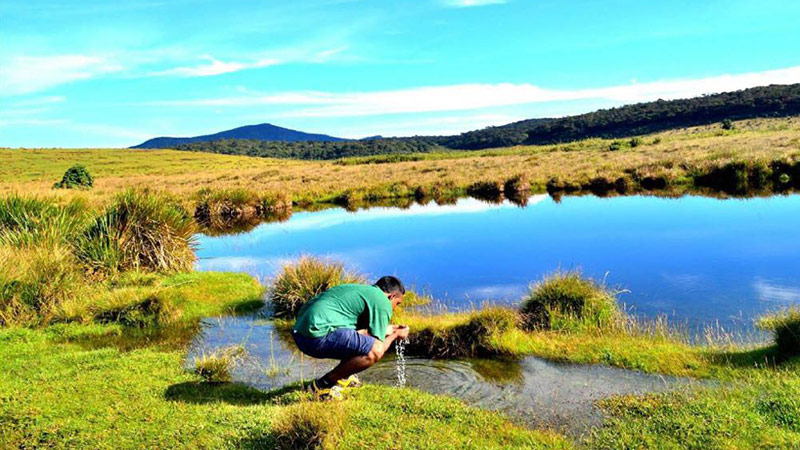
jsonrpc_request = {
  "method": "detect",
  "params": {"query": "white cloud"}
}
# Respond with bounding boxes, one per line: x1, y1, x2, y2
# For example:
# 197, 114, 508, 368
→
0, 55, 123, 96
443, 0, 507, 7
149, 65, 800, 117
151, 55, 281, 77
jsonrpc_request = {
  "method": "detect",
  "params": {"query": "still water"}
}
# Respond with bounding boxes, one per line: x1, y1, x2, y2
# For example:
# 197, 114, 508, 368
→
196, 194, 800, 335
189, 317, 688, 434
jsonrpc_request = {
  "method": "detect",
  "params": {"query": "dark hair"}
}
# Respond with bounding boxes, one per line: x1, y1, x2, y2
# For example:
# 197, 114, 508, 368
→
374, 276, 405, 296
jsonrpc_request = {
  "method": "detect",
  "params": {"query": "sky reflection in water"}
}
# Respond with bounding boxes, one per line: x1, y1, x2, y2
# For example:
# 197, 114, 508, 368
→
196, 194, 800, 335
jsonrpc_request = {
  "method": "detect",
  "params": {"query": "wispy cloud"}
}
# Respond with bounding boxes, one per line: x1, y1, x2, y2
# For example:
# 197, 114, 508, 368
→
442, 0, 507, 7
150, 46, 349, 78
0, 55, 123, 96
148, 65, 800, 117
150, 55, 281, 77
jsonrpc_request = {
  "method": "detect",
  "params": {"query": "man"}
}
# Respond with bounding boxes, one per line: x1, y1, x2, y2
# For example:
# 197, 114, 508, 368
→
292, 275, 411, 400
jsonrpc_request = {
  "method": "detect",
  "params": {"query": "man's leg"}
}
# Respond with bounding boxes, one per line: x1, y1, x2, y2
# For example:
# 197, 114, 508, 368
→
316, 338, 383, 387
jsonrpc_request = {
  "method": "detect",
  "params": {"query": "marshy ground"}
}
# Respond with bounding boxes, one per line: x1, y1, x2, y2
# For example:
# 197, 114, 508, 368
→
2, 118, 800, 448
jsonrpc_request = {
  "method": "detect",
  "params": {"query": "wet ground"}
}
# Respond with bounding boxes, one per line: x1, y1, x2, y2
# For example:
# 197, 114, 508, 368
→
189, 316, 694, 434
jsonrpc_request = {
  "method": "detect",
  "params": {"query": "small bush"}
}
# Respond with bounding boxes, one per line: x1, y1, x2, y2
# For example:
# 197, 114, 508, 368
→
269, 257, 365, 317
608, 141, 622, 151
273, 402, 345, 450
193, 345, 247, 383
629, 137, 642, 148
520, 270, 619, 331
758, 308, 800, 356
652, 137, 662, 145
721, 118, 735, 130
53, 164, 93, 189
78, 190, 196, 275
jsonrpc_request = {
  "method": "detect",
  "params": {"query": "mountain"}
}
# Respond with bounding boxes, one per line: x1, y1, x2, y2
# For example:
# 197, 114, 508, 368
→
139, 83, 800, 158
440, 83, 800, 149
131, 123, 345, 149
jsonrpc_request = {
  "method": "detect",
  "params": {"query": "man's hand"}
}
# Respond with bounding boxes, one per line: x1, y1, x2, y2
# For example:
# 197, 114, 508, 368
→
394, 325, 410, 339
385, 324, 396, 337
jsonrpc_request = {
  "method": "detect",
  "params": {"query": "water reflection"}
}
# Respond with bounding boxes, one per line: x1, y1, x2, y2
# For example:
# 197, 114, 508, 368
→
196, 194, 800, 335
188, 316, 687, 434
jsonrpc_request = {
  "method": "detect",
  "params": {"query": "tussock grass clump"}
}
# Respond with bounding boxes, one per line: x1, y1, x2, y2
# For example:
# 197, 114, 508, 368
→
758, 308, 800, 356
53, 164, 93, 189
193, 345, 248, 383
504, 174, 530, 195
194, 187, 260, 219
407, 306, 520, 358
521, 270, 619, 332
269, 257, 365, 317
273, 402, 345, 450
466, 179, 504, 201
78, 189, 196, 275
0, 243, 78, 326
0, 195, 89, 247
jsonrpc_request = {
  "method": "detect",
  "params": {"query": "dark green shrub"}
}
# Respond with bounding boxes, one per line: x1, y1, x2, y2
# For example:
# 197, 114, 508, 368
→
652, 137, 662, 145
608, 141, 622, 151
629, 137, 642, 148
78, 190, 196, 275
721, 119, 735, 130
758, 308, 800, 356
520, 270, 618, 331
53, 164, 93, 189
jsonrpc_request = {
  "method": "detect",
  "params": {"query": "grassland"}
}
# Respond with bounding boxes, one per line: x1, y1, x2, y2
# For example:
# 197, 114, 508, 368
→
3, 117, 800, 448
3, 117, 800, 209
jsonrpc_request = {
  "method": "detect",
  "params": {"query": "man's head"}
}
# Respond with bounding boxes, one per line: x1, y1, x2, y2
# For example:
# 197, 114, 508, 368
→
374, 275, 405, 309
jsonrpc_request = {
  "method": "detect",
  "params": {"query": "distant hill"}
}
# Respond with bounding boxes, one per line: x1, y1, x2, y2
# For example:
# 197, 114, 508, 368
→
144, 83, 800, 158
131, 123, 344, 149
440, 83, 800, 149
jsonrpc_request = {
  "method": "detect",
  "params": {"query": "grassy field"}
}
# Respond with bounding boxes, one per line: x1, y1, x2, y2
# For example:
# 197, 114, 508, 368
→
3, 117, 800, 208
3, 118, 800, 448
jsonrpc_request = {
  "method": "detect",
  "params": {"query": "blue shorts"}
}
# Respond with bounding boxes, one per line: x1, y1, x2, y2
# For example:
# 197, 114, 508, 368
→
293, 328, 376, 360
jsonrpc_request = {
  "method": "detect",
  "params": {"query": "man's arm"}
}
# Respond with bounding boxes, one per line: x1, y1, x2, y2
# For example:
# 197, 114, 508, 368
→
367, 325, 410, 361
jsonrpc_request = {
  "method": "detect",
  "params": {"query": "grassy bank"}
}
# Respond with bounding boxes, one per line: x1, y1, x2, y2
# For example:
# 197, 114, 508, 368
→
0, 276, 569, 450
265, 257, 800, 447
2, 118, 800, 211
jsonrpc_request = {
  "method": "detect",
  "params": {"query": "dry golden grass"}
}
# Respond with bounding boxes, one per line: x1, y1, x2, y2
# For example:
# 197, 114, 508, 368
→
2, 117, 800, 206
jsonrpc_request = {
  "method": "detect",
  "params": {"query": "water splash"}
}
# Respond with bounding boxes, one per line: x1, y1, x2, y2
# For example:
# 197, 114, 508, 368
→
395, 338, 409, 387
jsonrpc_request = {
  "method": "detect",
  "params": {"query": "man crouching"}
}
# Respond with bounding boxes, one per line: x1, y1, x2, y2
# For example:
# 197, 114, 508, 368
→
292, 276, 411, 400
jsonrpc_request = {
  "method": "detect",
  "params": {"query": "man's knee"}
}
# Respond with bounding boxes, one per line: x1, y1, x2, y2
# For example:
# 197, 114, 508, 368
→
365, 340, 385, 365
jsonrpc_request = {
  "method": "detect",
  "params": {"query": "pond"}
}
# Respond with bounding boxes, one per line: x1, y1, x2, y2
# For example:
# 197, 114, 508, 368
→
189, 316, 690, 434
196, 193, 800, 337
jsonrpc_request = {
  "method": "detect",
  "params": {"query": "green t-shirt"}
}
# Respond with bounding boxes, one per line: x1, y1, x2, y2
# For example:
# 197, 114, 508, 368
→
293, 284, 393, 340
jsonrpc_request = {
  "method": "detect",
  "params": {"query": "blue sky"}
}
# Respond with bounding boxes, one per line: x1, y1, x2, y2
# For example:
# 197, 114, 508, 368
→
2, 0, 800, 148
